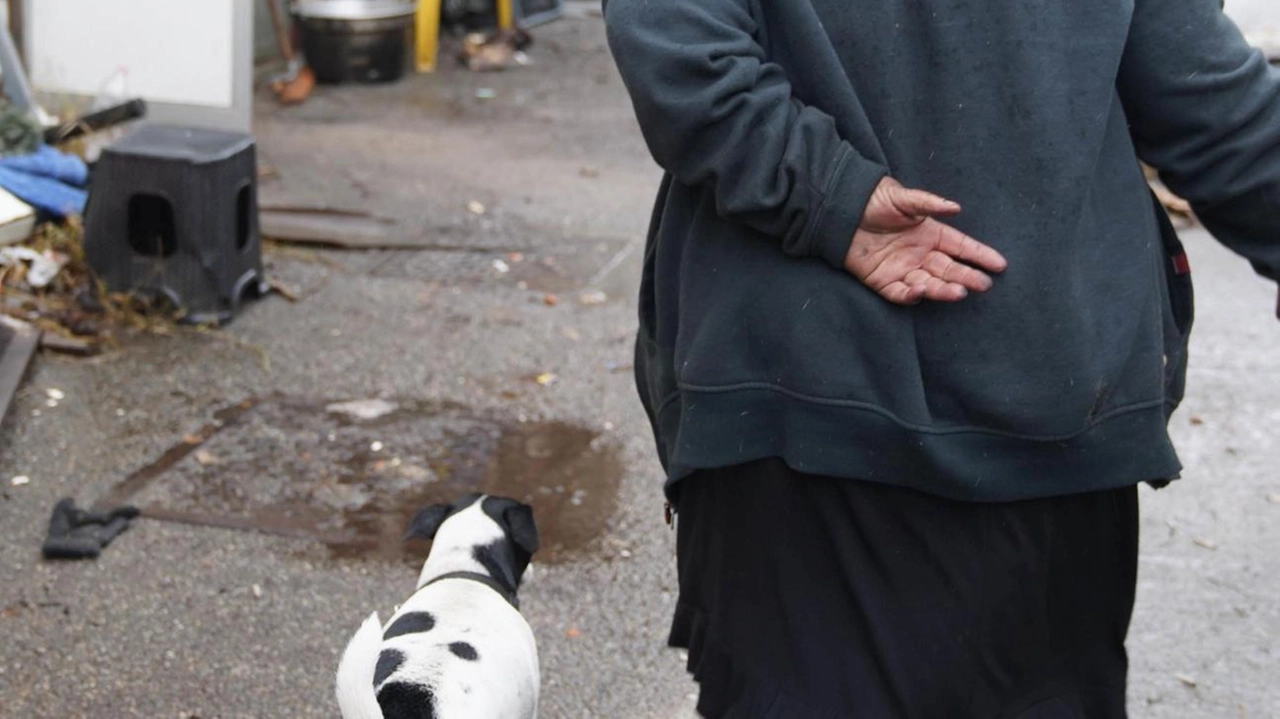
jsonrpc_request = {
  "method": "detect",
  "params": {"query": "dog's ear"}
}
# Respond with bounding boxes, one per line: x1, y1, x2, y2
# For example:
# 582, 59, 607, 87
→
503, 503, 540, 555
404, 504, 451, 541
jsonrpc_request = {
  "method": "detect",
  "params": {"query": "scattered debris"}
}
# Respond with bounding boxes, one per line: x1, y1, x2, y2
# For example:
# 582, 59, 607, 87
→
194, 450, 219, 467
475, 88, 498, 100
561, 328, 580, 341
1189, 415, 1204, 426
467, 200, 488, 215
1192, 537, 1219, 551
535, 372, 557, 386
460, 29, 533, 72
1175, 674, 1198, 689
493, 259, 511, 274
10, 475, 29, 487
266, 277, 302, 303
0, 106, 44, 158
579, 167, 600, 179
1, 221, 206, 354
370, 441, 385, 452
565, 626, 581, 639
543, 293, 559, 306
45, 388, 64, 401
326, 399, 399, 421
0, 246, 68, 287
42, 99, 147, 146
38, 332, 96, 356
251, 583, 264, 599
41, 498, 140, 560
578, 290, 607, 306
1268, 494, 1280, 505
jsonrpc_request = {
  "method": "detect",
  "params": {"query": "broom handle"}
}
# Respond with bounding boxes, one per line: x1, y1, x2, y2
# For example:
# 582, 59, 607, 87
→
265, 0, 297, 63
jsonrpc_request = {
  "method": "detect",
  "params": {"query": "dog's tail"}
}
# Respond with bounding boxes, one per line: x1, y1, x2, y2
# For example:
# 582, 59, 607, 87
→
335, 612, 385, 719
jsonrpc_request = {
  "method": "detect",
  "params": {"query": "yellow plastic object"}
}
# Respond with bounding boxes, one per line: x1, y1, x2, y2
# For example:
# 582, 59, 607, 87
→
417, 0, 514, 73
415, 0, 442, 73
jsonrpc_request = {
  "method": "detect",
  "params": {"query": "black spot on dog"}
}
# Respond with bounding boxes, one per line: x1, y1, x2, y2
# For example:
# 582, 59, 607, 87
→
383, 611, 436, 640
473, 541, 518, 595
378, 681, 438, 719
373, 649, 406, 687
448, 641, 479, 661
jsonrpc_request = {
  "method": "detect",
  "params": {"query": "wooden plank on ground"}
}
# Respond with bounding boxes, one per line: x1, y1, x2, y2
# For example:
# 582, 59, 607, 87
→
0, 315, 39, 424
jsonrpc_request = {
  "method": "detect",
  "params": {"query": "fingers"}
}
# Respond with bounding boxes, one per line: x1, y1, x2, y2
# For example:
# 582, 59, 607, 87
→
864, 178, 962, 233
934, 226, 1008, 273
878, 281, 927, 305
903, 269, 970, 302
890, 187, 963, 219
923, 251, 993, 292
877, 270, 969, 305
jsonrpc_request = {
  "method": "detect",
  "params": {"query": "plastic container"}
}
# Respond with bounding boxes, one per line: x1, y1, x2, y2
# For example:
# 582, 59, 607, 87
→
83, 124, 267, 325
293, 1, 417, 84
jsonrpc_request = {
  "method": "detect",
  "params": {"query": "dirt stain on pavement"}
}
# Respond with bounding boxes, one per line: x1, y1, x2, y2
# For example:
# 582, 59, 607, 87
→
107, 395, 622, 564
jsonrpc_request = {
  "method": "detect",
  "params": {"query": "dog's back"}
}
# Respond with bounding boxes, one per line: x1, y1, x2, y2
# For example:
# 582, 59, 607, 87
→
335, 613, 386, 719
335, 494, 541, 719
335, 583, 539, 719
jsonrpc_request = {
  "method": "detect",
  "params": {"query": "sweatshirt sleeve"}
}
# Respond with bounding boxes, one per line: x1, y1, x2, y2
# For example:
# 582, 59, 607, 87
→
1117, 0, 1280, 281
603, 0, 888, 270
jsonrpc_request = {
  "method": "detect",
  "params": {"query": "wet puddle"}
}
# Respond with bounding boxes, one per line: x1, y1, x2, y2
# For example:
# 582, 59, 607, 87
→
102, 396, 622, 564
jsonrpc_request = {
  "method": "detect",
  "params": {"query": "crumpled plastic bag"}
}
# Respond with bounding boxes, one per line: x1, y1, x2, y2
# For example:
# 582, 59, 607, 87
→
0, 246, 68, 287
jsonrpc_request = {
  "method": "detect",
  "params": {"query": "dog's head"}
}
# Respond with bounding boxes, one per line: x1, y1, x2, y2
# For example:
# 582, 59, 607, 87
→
405, 494, 540, 593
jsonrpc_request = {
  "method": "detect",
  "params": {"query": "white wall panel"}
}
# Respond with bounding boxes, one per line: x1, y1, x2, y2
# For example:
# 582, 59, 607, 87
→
30, 0, 236, 108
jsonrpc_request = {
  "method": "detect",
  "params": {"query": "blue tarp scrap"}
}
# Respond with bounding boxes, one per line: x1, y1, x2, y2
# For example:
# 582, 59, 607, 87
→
0, 145, 89, 218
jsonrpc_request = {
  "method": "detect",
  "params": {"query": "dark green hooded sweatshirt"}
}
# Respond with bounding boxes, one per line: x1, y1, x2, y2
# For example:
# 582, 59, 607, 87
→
604, 0, 1280, 500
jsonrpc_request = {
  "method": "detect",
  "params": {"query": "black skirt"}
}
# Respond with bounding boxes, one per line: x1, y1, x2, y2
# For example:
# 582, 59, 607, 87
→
670, 459, 1138, 719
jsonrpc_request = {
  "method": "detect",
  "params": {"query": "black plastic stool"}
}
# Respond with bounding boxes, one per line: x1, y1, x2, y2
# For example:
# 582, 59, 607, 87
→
83, 124, 266, 325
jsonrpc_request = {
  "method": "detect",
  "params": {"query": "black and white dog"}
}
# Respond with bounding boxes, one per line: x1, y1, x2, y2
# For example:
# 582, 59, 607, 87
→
336, 494, 541, 719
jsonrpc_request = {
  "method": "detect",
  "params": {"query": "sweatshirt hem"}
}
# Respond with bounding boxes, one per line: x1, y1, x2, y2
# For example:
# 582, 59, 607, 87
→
675, 381, 1167, 441
658, 386, 1181, 503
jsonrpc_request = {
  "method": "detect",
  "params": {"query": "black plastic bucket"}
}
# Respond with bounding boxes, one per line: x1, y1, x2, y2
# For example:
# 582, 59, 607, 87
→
294, 1, 416, 84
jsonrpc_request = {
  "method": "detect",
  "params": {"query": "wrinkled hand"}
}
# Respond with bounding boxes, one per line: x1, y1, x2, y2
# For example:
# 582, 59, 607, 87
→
845, 177, 1008, 305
